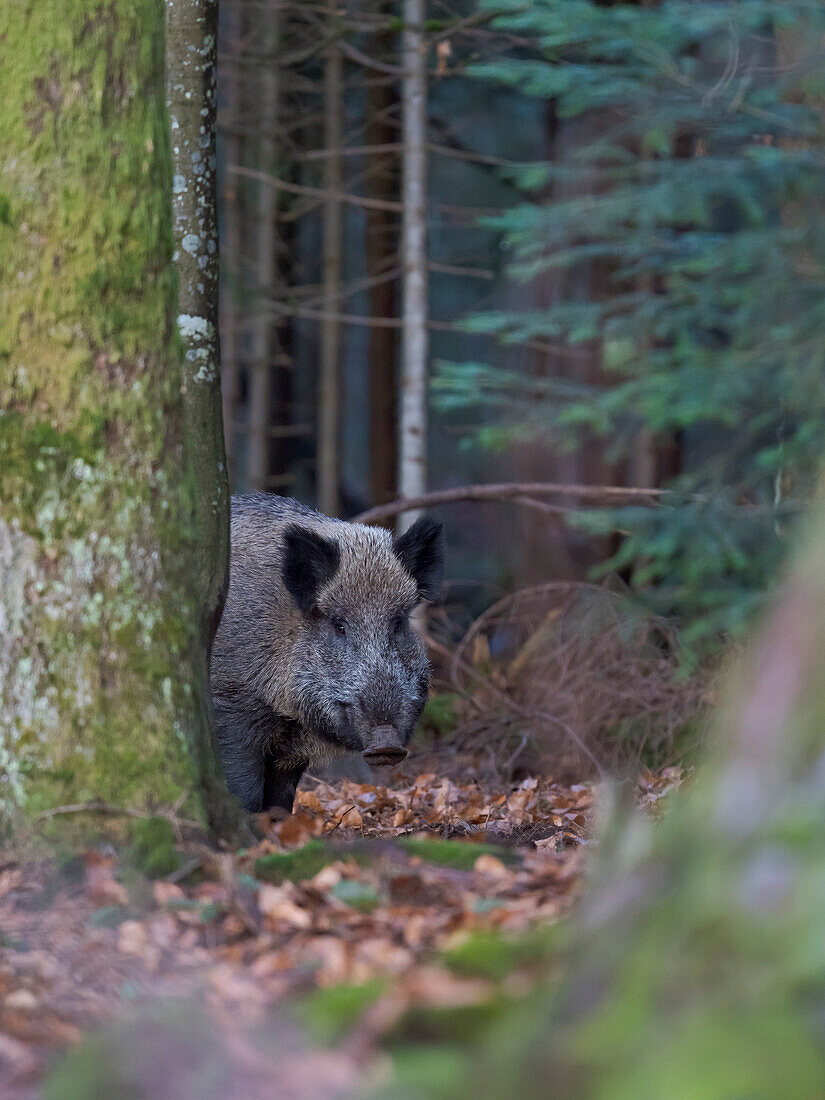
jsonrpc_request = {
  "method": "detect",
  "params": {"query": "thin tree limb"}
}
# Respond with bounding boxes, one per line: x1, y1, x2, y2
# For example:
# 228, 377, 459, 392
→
353, 481, 669, 524
318, 42, 343, 515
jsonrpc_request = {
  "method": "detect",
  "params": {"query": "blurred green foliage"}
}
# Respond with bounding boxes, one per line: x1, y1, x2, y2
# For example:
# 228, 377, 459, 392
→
128, 816, 181, 878
418, 692, 460, 738
377, 493, 825, 1099
295, 980, 386, 1044
440, 928, 552, 981
436, 0, 825, 652
330, 878, 382, 912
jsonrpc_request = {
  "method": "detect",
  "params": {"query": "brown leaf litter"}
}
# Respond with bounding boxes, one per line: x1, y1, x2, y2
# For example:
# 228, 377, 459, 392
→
0, 763, 684, 1096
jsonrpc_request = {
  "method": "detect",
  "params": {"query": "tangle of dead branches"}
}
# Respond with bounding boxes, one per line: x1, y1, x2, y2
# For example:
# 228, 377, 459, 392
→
425, 582, 713, 780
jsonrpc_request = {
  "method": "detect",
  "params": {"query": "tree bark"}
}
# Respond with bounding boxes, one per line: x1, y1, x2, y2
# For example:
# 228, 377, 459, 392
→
0, 0, 244, 838
165, 0, 247, 838
218, 0, 243, 487
317, 43, 343, 517
365, 9, 400, 510
397, 0, 429, 535
247, 8, 281, 491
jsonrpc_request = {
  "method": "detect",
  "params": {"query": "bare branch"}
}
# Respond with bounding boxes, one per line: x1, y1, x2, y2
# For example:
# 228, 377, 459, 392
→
30, 799, 202, 831
227, 166, 504, 219
339, 37, 402, 74
353, 482, 669, 524
429, 260, 495, 280
300, 142, 403, 160
227, 164, 403, 212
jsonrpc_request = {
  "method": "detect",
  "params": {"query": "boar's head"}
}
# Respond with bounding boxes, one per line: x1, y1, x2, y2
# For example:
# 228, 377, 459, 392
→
280, 515, 444, 765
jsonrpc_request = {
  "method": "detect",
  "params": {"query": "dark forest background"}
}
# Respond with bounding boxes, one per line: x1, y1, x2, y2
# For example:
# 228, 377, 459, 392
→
215, 0, 825, 664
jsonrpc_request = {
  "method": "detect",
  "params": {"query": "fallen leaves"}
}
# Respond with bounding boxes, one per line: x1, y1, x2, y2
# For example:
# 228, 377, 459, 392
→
257, 885, 314, 929
272, 772, 599, 847
83, 849, 130, 908
0, 762, 685, 1095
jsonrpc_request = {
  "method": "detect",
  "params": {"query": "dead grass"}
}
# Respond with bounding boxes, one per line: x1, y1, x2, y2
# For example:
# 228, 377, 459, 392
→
425, 582, 714, 781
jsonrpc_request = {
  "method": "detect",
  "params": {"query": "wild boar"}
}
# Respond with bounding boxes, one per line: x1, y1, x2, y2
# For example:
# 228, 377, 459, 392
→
211, 494, 443, 813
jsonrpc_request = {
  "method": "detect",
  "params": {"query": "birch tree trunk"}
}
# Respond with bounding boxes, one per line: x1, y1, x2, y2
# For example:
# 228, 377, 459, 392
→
0, 0, 244, 838
165, 0, 245, 837
317, 43, 344, 517
218, 0, 243, 487
398, 0, 429, 535
365, 6, 400, 510
247, 10, 281, 491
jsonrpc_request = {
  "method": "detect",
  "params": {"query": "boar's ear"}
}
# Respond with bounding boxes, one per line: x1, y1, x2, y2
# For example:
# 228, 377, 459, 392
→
282, 525, 341, 613
392, 515, 444, 603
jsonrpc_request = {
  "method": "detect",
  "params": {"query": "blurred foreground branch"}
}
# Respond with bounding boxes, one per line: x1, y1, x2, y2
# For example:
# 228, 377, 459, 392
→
421, 478, 825, 1097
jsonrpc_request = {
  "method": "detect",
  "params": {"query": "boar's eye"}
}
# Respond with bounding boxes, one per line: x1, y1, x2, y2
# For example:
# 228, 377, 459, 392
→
331, 616, 347, 638
391, 613, 407, 635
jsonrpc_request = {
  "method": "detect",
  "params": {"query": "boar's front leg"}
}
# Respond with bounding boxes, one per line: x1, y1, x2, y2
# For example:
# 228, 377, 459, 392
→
262, 757, 307, 814
219, 739, 266, 813
213, 692, 274, 813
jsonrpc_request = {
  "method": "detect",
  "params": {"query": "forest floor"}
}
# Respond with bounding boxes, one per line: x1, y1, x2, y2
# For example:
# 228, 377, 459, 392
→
0, 753, 684, 1098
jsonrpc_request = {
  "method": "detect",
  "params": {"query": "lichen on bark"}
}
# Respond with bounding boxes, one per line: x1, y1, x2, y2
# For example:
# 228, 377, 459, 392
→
0, 0, 243, 838
165, 0, 246, 838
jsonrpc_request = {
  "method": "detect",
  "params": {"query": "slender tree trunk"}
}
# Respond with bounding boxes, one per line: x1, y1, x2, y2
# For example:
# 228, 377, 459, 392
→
365, 10, 400, 510
317, 43, 343, 516
398, 0, 429, 535
247, 10, 281, 491
218, 0, 243, 488
165, 0, 246, 838
0, 0, 243, 838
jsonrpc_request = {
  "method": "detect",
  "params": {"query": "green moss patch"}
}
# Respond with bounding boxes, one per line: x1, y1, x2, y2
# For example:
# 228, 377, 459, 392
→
294, 979, 386, 1044
441, 929, 551, 981
397, 837, 519, 871
128, 817, 181, 878
254, 839, 347, 884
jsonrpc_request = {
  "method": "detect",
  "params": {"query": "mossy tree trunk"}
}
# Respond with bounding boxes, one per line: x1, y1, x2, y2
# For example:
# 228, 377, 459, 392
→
0, 0, 245, 839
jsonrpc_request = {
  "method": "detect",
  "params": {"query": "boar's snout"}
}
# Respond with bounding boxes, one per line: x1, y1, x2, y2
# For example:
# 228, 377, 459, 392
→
362, 725, 408, 766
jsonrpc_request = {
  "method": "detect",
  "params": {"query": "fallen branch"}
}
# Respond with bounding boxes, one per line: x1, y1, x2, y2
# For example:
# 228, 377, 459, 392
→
328, 805, 359, 833
353, 481, 666, 525
30, 799, 202, 832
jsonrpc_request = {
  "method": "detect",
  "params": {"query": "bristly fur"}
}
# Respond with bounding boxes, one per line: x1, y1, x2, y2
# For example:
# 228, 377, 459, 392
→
282, 525, 341, 612
210, 494, 445, 814
393, 515, 444, 602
